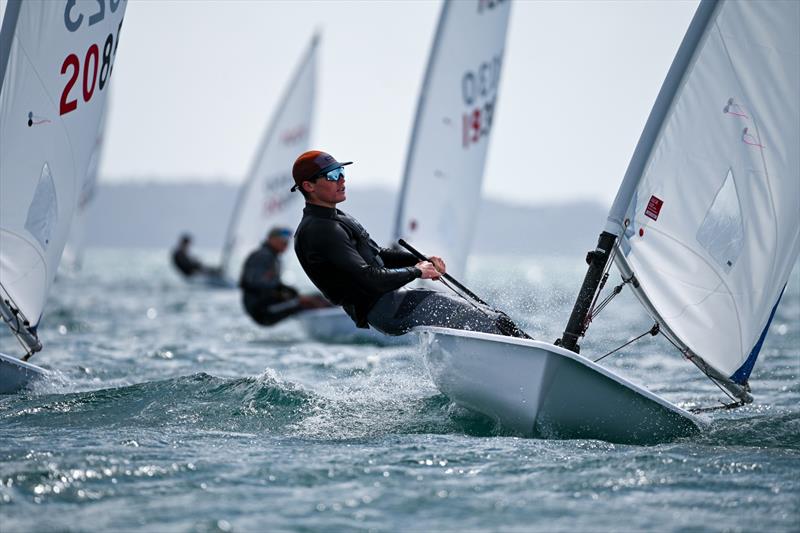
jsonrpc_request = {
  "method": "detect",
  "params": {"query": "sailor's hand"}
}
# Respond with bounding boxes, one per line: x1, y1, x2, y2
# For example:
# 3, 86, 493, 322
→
416, 261, 441, 280
428, 256, 446, 275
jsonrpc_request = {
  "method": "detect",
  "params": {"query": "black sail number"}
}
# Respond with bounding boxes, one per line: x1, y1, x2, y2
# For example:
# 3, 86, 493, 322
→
99, 33, 113, 89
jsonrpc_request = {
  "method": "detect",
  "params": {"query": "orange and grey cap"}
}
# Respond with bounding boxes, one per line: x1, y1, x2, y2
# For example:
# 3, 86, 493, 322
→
291, 150, 352, 192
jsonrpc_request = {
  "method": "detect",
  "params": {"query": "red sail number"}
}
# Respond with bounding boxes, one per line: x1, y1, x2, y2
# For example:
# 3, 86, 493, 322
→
59, 20, 122, 116
59, 54, 80, 115
82, 44, 99, 101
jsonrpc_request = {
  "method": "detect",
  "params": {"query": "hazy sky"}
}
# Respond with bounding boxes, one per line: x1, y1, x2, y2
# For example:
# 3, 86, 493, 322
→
102, 0, 699, 206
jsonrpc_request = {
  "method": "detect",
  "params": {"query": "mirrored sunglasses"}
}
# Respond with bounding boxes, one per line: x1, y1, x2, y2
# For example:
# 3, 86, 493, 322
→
290, 166, 346, 192
319, 166, 345, 182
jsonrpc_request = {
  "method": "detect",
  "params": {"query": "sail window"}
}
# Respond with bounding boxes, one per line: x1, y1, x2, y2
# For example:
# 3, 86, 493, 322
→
696, 168, 744, 273
24, 163, 58, 250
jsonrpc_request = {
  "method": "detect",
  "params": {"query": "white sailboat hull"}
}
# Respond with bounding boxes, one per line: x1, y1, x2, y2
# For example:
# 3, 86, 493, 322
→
296, 308, 409, 345
0, 352, 47, 394
417, 327, 703, 444
186, 272, 236, 290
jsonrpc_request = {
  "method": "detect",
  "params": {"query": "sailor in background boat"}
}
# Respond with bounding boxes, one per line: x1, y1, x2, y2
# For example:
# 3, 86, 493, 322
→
291, 150, 515, 337
239, 227, 330, 326
171, 233, 220, 278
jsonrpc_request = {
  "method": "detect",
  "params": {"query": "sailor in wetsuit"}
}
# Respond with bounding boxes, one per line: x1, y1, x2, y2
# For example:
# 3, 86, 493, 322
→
239, 227, 329, 326
290, 150, 516, 337
171, 233, 217, 278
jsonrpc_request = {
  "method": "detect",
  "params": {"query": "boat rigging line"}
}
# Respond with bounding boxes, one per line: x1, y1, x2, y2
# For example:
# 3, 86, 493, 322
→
397, 239, 532, 339
584, 276, 632, 328
581, 241, 618, 330
591, 318, 746, 412
593, 322, 659, 363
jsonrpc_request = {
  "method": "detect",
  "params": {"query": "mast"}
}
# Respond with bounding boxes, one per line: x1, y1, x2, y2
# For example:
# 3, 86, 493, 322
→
558, 0, 719, 353
605, 0, 719, 236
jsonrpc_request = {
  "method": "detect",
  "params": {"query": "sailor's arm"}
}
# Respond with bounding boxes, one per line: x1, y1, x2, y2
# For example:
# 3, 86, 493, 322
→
379, 247, 447, 275
377, 247, 417, 268
318, 224, 422, 293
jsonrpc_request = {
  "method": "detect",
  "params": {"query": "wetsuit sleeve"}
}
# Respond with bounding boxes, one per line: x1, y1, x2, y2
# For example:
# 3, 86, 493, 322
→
239, 251, 280, 292
316, 223, 421, 293
378, 247, 418, 268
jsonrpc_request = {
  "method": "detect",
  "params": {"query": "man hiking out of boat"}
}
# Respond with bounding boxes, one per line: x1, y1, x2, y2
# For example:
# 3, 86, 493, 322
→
239, 227, 330, 326
171, 233, 219, 278
291, 150, 523, 337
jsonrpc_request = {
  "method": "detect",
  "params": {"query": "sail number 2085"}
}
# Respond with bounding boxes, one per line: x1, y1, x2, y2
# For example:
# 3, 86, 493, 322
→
59, 19, 123, 116
60, 0, 124, 116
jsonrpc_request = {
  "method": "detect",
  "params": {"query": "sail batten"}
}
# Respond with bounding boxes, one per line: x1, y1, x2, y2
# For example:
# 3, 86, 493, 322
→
219, 34, 317, 278
610, 0, 799, 395
393, 0, 511, 279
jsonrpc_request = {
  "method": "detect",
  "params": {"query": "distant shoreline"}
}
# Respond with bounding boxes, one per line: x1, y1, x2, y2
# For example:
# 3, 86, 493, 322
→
85, 181, 608, 256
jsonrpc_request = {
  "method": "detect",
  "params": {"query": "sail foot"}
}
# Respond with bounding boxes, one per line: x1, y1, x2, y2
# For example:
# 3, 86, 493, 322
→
684, 348, 753, 404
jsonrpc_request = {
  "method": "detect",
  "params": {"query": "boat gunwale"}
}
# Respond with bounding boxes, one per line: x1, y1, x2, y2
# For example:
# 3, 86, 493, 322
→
0, 351, 47, 373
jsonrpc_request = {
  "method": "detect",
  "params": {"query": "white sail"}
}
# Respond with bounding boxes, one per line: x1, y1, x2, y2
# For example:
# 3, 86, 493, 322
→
394, 0, 511, 279
0, 0, 127, 334
62, 102, 107, 271
610, 0, 799, 388
219, 34, 317, 278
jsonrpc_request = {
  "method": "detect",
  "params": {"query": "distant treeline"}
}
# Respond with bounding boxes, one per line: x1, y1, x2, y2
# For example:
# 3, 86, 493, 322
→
85, 181, 607, 256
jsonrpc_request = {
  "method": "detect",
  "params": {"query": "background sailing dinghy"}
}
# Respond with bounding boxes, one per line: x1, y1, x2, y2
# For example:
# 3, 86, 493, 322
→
0, 0, 128, 393
297, 0, 512, 342
198, 33, 318, 289
417, 0, 799, 444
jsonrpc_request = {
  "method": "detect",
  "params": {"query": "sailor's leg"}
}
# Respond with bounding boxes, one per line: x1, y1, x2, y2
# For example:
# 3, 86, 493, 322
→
365, 290, 411, 335
367, 289, 506, 336
248, 298, 304, 326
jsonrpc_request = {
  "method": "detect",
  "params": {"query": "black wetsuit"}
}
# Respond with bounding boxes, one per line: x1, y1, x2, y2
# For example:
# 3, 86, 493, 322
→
239, 243, 302, 326
294, 203, 509, 336
294, 204, 420, 327
172, 248, 204, 277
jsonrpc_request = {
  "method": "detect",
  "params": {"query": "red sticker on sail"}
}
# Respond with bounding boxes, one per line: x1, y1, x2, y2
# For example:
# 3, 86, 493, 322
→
645, 195, 663, 221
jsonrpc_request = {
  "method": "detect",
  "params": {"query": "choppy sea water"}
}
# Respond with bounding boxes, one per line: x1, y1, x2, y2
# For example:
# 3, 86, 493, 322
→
1, 249, 798, 532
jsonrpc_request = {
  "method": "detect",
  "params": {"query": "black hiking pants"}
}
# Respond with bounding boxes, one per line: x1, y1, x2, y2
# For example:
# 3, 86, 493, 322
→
366, 288, 507, 336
